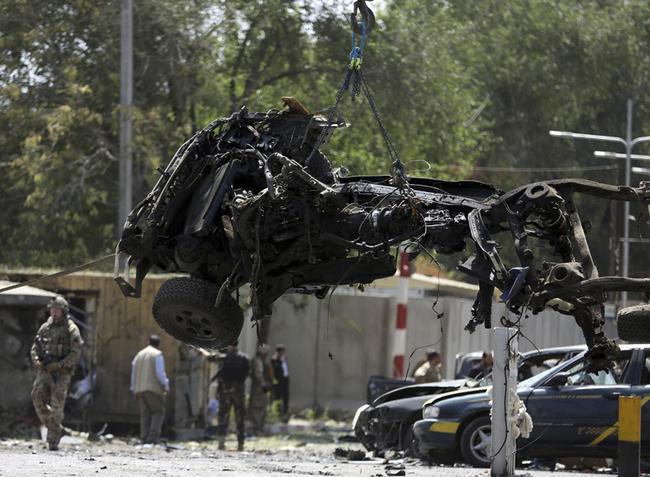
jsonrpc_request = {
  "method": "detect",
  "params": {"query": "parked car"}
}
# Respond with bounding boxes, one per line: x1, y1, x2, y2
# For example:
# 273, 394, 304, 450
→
366, 375, 416, 404
413, 343, 650, 467
353, 345, 585, 457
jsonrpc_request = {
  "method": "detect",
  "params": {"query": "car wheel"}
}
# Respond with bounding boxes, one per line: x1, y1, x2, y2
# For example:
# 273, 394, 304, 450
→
304, 151, 334, 184
152, 277, 244, 349
402, 424, 421, 459
460, 416, 491, 468
617, 305, 650, 342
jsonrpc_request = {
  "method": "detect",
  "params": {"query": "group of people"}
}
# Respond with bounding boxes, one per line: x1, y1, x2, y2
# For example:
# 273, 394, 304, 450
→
30, 295, 291, 452
131, 338, 290, 451
30, 295, 493, 452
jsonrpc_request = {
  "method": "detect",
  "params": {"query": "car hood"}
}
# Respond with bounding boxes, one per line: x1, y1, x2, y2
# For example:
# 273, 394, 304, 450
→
423, 386, 490, 407
373, 379, 471, 405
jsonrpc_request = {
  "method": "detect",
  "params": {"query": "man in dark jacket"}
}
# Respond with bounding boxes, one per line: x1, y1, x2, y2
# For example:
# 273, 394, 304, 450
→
213, 340, 249, 451
271, 344, 290, 419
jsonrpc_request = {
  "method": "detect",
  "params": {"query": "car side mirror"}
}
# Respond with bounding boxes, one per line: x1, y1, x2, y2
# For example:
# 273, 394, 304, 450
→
546, 372, 569, 387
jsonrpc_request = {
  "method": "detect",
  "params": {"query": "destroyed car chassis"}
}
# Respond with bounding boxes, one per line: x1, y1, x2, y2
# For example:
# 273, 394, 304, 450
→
115, 104, 650, 361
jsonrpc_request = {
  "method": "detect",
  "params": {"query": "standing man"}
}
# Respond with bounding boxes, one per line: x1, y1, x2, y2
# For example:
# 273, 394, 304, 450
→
31, 296, 84, 451
414, 349, 443, 384
131, 335, 170, 445
271, 344, 290, 419
410, 348, 434, 377
213, 340, 249, 451
248, 345, 272, 436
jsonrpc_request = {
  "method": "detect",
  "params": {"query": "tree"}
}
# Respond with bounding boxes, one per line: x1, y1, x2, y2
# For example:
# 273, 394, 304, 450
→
0, 0, 349, 267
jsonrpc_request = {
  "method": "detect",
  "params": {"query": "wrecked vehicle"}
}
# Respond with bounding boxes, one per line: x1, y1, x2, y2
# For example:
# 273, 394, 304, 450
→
114, 99, 650, 356
353, 345, 585, 458
413, 343, 650, 467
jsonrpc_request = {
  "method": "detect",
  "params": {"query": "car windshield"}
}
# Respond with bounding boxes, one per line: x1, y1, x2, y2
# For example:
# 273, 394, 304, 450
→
518, 351, 627, 388
478, 349, 582, 388
561, 357, 622, 385
518, 365, 557, 388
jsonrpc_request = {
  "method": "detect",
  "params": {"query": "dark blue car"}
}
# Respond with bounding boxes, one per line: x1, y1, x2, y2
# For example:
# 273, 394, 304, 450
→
413, 343, 650, 467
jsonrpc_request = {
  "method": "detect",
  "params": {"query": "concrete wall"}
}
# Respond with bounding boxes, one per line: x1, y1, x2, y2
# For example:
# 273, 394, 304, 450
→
240, 288, 588, 411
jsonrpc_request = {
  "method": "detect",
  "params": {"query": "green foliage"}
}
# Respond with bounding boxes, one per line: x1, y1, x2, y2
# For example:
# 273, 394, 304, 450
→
266, 398, 292, 424
296, 404, 329, 422
2, 0, 650, 283
0, 0, 216, 266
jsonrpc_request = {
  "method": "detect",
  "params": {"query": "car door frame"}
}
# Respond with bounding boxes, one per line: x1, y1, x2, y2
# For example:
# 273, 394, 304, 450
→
520, 348, 636, 456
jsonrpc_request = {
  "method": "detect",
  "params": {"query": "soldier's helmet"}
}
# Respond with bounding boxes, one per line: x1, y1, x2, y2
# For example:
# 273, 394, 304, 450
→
48, 296, 69, 314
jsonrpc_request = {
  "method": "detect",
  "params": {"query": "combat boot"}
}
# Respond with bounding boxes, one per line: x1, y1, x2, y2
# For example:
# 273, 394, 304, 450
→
218, 435, 225, 450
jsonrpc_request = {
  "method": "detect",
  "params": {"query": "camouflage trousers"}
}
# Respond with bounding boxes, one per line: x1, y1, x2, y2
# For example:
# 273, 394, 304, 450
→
217, 381, 246, 442
247, 383, 268, 435
31, 369, 72, 445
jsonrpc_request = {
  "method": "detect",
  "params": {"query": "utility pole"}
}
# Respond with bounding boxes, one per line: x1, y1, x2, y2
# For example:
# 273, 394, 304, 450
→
550, 100, 650, 309
392, 252, 411, 378
491, 327, 518, 477
119, 0, 133, 239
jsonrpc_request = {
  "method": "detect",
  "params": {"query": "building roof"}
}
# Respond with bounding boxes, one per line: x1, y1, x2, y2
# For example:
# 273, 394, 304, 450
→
367, 272, 480, 298
0, 280, 59, 306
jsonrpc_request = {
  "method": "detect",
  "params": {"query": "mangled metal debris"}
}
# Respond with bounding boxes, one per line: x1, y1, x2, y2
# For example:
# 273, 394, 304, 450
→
114, 99, 650, 364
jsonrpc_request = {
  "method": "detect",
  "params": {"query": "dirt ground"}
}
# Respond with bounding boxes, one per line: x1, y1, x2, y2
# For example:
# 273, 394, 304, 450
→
0, 431, 427, 477
0, 427, 622, 477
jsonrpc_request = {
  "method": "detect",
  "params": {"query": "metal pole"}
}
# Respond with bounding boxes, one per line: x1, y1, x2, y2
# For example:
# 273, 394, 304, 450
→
609, 164, 618, 277
119, 0, 133, 239
491, 327, 518, 477
392, 252, 411, 377
619, 396, 641, 477
622, 99, 633, 309
313, 301, 321, 408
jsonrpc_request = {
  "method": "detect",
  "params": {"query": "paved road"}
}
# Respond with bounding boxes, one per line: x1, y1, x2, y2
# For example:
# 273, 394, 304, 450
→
0, 436, 618, 477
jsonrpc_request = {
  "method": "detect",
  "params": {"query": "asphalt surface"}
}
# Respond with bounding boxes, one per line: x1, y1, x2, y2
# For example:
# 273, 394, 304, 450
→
0, 431, 623, 477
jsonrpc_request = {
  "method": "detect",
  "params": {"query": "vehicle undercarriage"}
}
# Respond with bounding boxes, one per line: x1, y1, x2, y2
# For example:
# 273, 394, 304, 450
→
114, 101, 650, 361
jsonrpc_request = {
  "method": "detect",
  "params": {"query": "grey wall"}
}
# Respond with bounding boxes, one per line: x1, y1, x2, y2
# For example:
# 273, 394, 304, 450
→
238, 289, 591, 411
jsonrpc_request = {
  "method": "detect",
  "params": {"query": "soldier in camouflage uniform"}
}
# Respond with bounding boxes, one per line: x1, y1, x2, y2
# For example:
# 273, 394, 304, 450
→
248, 345, 272, 436
212, 340, 249, 451
30, 296, 83, 451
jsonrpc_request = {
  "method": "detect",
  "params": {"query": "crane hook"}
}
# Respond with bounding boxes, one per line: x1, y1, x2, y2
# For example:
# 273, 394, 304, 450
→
350, 0, 375, 36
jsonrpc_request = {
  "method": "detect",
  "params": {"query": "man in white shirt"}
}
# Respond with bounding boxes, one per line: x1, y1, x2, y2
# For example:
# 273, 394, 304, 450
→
131, 335, 170, 444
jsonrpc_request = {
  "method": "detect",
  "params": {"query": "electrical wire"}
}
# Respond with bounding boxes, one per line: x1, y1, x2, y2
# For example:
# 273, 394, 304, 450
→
434, 164, 620, 173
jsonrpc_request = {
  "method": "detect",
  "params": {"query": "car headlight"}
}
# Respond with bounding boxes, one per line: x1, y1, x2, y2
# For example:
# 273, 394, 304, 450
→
352, 404, 370, 429
422, 405, 440, 419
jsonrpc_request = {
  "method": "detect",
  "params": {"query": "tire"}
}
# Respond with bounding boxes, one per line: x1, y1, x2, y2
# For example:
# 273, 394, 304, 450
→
402, 424, 421, 459
460, 416, 491, 468
617, 305, 650, 342
152, 277, 244, 349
